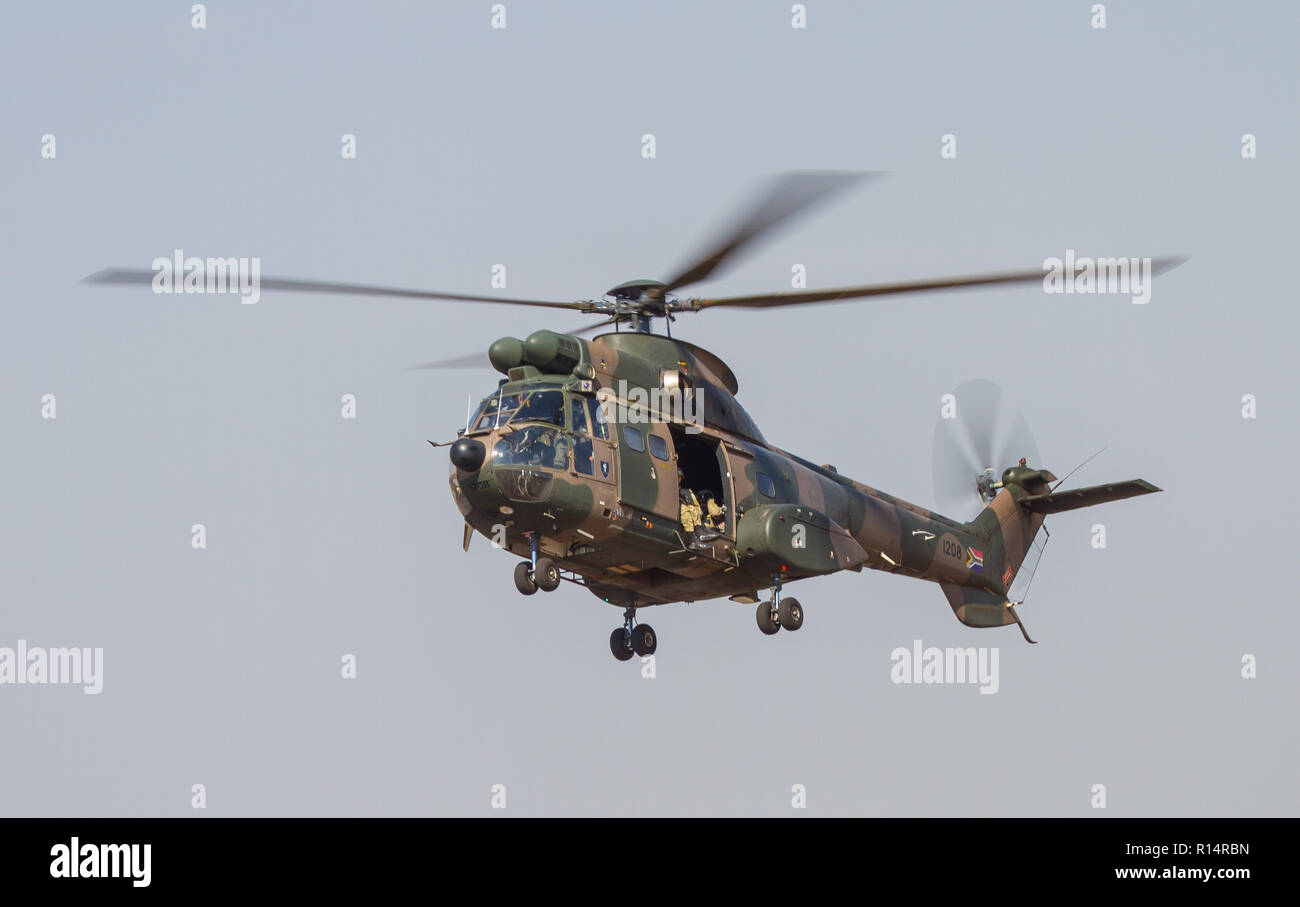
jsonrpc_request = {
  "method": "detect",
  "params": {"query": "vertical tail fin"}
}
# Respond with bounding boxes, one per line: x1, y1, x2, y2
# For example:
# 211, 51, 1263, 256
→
939, 467, 1159, 636
966, 467, 1055, 594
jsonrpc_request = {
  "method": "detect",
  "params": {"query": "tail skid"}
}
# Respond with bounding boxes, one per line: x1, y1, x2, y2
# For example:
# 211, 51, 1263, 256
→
1006, 601, 1036, 644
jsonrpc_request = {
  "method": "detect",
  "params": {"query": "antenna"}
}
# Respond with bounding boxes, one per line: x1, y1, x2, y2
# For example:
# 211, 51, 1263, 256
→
465, 394, 472, 434
1052, 446, 1108, 491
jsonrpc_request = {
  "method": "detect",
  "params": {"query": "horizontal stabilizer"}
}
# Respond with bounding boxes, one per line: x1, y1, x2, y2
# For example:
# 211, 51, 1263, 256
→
1020, 479, 1160, 515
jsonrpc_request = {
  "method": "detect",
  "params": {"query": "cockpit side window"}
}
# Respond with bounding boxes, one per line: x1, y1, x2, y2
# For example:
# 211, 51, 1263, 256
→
587, 397, 611, 441
570, 397, 594, 475
570, 397, 588, 436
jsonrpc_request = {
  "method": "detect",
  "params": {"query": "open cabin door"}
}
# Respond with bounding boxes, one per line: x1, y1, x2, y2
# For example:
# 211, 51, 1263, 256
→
669, 426, 735, 539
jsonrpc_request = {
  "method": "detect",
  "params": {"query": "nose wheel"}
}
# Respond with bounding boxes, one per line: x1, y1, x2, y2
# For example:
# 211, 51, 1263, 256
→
513, 535, 561, 595
514, 557, 560, 594
756, 574, 804, 635
514, 561, 538, 595
610, 605, 657, 662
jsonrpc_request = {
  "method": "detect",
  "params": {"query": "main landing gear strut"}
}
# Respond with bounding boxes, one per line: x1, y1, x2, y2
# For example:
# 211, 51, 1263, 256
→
513, 534, 560, 595
610, 603, 657, 662
756, 574, 804, 636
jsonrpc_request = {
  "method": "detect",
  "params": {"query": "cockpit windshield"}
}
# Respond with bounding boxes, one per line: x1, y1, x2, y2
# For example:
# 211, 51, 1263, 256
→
469, 385, 566, 432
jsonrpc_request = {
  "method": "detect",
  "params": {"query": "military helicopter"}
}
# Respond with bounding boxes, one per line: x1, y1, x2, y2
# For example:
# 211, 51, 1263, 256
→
86, 173, 1176, 661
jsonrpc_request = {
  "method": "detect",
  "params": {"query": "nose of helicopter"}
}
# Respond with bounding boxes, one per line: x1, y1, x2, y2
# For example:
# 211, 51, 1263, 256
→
449, 426, 583, 535
449, 436, 486, 471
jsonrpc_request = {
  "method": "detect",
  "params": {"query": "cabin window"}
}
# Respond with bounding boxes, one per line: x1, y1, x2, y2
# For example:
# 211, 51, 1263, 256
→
648, 434, 670, 461
757, 472, 776, 498
624, 426, 645, 452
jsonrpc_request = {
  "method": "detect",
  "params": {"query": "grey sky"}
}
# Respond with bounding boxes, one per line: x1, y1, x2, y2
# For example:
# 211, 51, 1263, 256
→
1, 1, 1296, 816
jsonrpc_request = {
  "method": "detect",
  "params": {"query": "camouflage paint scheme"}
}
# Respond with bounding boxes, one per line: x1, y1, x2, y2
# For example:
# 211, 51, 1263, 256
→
449, 329, 1158, 631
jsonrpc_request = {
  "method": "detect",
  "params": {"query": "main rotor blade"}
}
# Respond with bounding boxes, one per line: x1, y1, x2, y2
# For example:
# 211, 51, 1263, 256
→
406, 351, 495, 370
83, 268, 590, 311
567, 316, 620, 337
690, 257, 1186, 309
406, 318, 617, 369
661, 171, 876, 294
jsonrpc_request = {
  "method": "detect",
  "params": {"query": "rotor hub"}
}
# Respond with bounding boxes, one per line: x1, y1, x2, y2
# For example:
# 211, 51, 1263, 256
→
605, 279, 667, 301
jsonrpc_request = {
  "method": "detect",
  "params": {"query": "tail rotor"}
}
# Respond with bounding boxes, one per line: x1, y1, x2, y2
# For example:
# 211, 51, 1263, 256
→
931, 379, 1041, 519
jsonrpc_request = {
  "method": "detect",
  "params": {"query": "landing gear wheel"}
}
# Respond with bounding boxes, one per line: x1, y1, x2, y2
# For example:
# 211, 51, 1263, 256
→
513, 561, 538, 596
534, 557, 560, 592
756, 602, 780, 635
778, 597, 803, 632
609, 628, 634, 661
631, 624, 657, 657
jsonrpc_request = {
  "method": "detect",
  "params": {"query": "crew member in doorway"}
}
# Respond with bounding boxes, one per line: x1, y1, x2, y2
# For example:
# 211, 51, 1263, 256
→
678, 469, 722, 549
698, 489, 726, 532
678, 469, 703, 533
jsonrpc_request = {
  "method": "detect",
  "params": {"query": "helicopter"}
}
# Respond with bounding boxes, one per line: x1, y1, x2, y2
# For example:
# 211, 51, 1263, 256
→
86, 172, 1176, 661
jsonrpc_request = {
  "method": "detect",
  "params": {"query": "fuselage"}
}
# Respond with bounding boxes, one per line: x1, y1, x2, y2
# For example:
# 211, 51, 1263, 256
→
449, 330, 1030, 609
